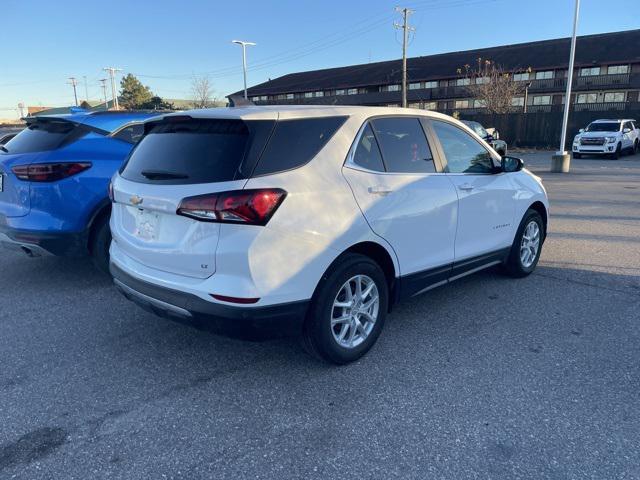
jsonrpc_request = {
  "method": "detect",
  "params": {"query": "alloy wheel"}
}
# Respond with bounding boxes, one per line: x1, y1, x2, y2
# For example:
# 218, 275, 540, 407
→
330, 275, 380, 349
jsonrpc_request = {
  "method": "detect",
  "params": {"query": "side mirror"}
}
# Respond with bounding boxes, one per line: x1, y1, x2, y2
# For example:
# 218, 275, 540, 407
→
493, 131, 500, 140
623, 127, 631, 133
579, 128, 585, 133
501, 156, 524, 173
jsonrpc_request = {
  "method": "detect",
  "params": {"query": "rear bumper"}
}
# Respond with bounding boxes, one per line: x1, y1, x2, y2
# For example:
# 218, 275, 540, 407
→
110, 263, 309, 339
0, 216, 88, 256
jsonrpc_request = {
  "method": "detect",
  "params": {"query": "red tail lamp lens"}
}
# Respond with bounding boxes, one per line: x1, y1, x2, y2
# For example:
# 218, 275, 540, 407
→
12, 163, 91, 182
177, 188, 286, 226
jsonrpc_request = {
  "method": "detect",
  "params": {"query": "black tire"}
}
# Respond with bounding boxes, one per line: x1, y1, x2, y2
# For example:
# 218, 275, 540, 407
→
302, 253, 388, 364
503, 209, 544, 278
633, 139, 638, 155
573, 152, 581, 159
89, 215, 111, 275
611, 143, 621, 160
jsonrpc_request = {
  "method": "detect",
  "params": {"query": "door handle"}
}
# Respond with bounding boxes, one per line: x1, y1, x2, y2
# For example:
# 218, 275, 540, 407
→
458, 183, 474, 192
368, 185, 393, 195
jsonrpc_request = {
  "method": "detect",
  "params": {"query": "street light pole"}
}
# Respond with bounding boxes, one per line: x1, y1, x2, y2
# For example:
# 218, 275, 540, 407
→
523, 82, 532, 113
552, 0, 580, 173
232, 40, 256, 99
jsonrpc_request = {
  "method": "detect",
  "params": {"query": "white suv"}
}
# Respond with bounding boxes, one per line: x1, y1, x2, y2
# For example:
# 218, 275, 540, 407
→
109, 106, 549, 364
572, 119, 639, 159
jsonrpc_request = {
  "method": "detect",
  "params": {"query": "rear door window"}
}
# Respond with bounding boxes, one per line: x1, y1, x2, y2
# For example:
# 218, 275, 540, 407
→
252, 116, 347, 176
370, 117, 436, 173
120, 119, 250, 184
2, 120, 85, 154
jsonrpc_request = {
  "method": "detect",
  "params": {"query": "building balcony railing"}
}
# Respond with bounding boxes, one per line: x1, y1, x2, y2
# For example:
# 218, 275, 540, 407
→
573, 101, 630, 112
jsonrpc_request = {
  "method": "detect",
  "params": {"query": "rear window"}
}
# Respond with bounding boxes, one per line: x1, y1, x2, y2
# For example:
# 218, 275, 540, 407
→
2, 120, 85, 154
120, 116, 346, 184
251, 116, 347, 176
120, 119, 250, 184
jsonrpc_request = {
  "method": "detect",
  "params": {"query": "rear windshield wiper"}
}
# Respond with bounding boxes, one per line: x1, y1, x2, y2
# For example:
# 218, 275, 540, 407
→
140, 170, 189, 180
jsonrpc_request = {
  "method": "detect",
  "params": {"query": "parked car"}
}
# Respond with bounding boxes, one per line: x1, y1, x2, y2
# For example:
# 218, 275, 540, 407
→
0, 129, 23, 145
572, 119, 639, 159
461, 120, 507, 156
110, 106, 549, 364
0, 110, 157, 272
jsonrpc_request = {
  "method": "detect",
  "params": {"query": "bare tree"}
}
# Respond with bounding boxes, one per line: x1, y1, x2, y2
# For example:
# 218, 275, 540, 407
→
458, 59, 530, 114
191, 75, 213, 109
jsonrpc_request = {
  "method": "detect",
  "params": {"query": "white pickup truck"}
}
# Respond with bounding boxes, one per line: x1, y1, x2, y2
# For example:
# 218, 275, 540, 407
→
572, 119, 639, 159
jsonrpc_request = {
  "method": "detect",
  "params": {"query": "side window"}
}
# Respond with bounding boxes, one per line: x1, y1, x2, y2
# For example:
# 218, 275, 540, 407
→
352, 124, 385, 171
432, 121, 496, 174
370, 117, 435, 173
253, 116, 347, 176
113, 124, 144, 144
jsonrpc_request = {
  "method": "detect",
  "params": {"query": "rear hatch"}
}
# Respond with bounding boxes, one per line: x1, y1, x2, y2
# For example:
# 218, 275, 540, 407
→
111, 116, 273, 279
1, 119, 85, 217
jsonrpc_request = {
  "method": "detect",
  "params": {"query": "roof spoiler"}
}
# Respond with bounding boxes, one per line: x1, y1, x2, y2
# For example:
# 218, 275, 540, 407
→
228, 95, 255, 107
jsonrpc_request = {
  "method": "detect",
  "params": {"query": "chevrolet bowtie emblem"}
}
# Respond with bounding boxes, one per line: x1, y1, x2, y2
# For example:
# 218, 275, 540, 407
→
130, 195, 143, 206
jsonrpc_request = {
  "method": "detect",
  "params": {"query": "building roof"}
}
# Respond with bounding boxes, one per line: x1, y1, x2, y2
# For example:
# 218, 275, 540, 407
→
237, 29, 640, 97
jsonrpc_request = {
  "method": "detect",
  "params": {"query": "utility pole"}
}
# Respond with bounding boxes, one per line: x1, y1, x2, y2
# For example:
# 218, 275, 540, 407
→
83, 75, 89, 103
232, 40, 256, 99
551, 0, 580, 173
394, 6, 414, 108
99, 79, 108, 110
68, 77, 79, 106
103, 67, 122, 110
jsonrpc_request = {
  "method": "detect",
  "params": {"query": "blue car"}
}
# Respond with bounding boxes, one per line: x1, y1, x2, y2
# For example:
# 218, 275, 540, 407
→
0, 110, 158, 272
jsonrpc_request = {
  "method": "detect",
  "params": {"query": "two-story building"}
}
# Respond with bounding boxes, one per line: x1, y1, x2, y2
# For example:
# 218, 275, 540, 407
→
230, 29, 640, 115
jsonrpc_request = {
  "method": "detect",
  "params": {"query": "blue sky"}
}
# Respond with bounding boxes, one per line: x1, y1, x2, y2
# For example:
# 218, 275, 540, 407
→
1, 0, 638, 118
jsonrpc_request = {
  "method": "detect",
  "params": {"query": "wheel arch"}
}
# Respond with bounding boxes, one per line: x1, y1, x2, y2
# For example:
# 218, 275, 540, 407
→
527, 201, 548, 240
86, 199, 112, 253
337, 241, 399, 310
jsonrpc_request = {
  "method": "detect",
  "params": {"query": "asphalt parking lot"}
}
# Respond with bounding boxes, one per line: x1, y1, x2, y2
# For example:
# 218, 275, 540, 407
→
1, 151, 639, 479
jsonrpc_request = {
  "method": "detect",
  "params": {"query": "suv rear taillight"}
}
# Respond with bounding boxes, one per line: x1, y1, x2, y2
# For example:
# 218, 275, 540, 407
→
12, 162, 91, 182
177, 188, 286, 226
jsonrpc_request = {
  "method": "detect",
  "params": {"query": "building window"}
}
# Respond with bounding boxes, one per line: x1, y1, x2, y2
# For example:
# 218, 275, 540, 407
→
603, 92, 626, 102
409, 82, 421, 90
474, 77, 489, 85
532, 95, 551, 105
511, 96, 524, 107
454, 99, 470, 109
535, 71, 554, 80
424, 81, 438, 89
336, 89, 346, 95
576, 93, 598, 104
386, 84, 400, 92
455, 78, 471, 86
424, 101, 437, 110
473, 99, 487, 108
347, 88, 358, 95
580, 67, 601, 77
386, 104, 400, 107
607, 65, 629, 75
314, 91, 324, 97
513, 72, 530, 81
408, 102, 420, 108
286, 93, 294, 100
304, 92, 313, 98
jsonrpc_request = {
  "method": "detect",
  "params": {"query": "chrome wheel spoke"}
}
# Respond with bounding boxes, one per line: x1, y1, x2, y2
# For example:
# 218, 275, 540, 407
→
331, 315, 350, 326
520, 220, 540, 268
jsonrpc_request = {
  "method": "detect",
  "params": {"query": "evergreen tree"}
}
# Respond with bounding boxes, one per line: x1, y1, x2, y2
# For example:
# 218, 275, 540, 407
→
119, 74, 153, 109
